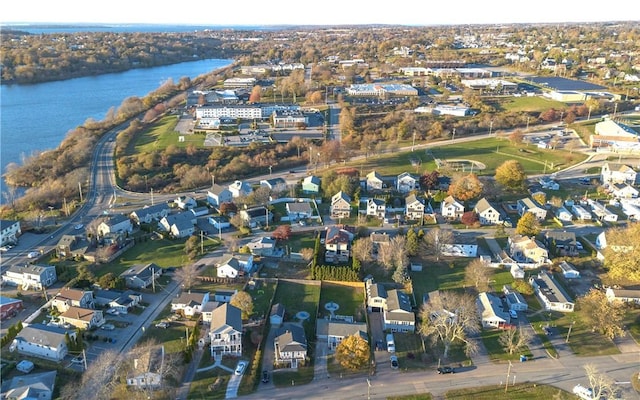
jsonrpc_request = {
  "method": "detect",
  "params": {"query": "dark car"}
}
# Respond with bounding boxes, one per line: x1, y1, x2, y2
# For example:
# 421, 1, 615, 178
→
261, 370, 269, 383
437, 366, 455, 374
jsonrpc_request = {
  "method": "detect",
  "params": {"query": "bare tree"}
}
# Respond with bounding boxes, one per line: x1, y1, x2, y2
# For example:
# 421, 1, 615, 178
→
175, 262, 200, 290
60, 349, 121, 400
351, 237, 374, 263
498, 326, 532, 355
418, 291, 480, 359
423, 228, 453, 261
584, 364, 619, 400
300, 247, 315, 262
464, 259, 494, 292
377, 235, 408, 272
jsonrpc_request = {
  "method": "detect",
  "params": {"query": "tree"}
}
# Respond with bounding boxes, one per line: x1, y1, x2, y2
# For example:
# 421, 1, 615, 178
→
447, 173, 483, 202
175, 262, 199, 290
351, 237, 373, 264
377, 235, 408, 272
515, 212, 540, 237
584, 364, 619, 400
272, 225, 292, 241
423, 228, 453, 261
230, 291, 254, 320
498, 325, 531, 355
405, 228, 419, 256
420, 170, 440, 190
418, 291, 480, 359
219, 202, 237, 216
60, 349, 121, 399
249, 85, 262, 103
601, 222, 640, 282
300, 247, 315, 261
460, 211, 479, 227
464, 259, 493, 292
184, 235, 199, 260
495, 160, 527, 190
578, 289, 626, 339
334, 334, 370, 370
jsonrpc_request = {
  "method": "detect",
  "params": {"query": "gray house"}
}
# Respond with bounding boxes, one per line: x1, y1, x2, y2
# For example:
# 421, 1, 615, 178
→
120, 263, 162, 289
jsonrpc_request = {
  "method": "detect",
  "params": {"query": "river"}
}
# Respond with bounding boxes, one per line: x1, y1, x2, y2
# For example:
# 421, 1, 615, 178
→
0, 58, 233, 202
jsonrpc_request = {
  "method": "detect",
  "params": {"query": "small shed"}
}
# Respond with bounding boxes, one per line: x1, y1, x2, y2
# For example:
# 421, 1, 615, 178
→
270, 303, 285, 327
559, 261, 580, 279
410, 263, 423, 272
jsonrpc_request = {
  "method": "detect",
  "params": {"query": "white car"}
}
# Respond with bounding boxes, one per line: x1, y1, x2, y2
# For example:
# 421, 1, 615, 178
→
0, 246, 9, 253
74, 224, 84, 230
235, 361, 247, 375
576, 242, 584, 250
100, 324, 115, 331
27, 251, 40, 259
106, 309, 119, 316
71, 356, 84, 365
155, 322, 169, 329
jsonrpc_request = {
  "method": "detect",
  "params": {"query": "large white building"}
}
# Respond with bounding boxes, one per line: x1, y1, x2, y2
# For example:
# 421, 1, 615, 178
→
195, 105, 262, 120
590, 119, 640, 153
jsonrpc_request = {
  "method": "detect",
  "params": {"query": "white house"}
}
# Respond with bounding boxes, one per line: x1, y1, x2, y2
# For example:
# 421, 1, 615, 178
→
600, 162, 637, 185
286, 202, 313, 220
588, 200, 618, 222
384, 289, 415, 333
2, 264, 57, 291
366, 198, 386, 219
366, 171, 384, 192
207, 185, 234, 207
97, 214, 133, 236
605, 287, 640, 304
529, 271, 574, 312
517, 198, 547, 221
316, 319, 368, 350
274, 324, 308, 368
508, 235, 548, 265
441, 233, 478, 257
510, 264, 525, 279
210, 303, 243, 358
440, 195, 464, 219
396, 172, 418, 193
610, 183, 639, 199
175, 195, 197, 210
129, 204, 170, 224
216, 254, 254, 278
208, 215, 231, 230
2, 370, 57, 400
59, 306, 105, 329
571, 204, 592, 221
239, 206, 272, 228
260, 177, 287, 192
93, 289, 141, 314
171, 291, 210, 317
477, 292, 511, 328
0, 219, 21, 246
246, 236, 277, 256
405, 194, 425, 221
502, 285, 528, 311
622, 202, 640, 221
474, 198, 506, 225
126, 346, 165, 391
555, 207, 573, 222
558, 261, 580, 279
325, 226, 354, 264
330, 191, 351, 219
51, 287, 95, 313
159, 212, 195, 238
120, 263, 162, 289
11, 323, 75, 362
229, 180, 253, 198
302, 176, 321, 194
365, 277, 387, 312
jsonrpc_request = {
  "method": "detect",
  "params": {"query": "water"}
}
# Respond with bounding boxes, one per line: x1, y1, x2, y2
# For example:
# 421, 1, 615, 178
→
1, 57, 233, 201
1, 23, 280, 34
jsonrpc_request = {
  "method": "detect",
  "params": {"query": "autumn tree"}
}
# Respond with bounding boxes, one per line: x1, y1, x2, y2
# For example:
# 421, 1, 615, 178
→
230, 291, 254, 320
464, 259, 493, 292
578, 289, 626, 339
447, 173, 483, 202
420, 170, 440, 190
219, 202, 237, 216
405, 228, 419, 256
351, 237, 374, 264
272, 225, 292, 241
335, 334, 370, 370
498, 325, 532, 355
418, 291, 480, 359
423, 228, 453, 261
175, 262, 199, 290
460, 211, 479, 227
184, 235, 199, 260
515, 212, 541, 237
601, 222, 640, 282
249, 85, 262, 103
495, 160, 527, 190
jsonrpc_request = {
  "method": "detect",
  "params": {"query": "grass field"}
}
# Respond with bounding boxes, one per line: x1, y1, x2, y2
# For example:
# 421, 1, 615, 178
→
497, 96, 567, 113
480, 328, 533, 362
272, 280, 321, 343
317, 281, 366, 321
387, 382, 576, 400
408, 258, 470, 299
130, 115, 203, 155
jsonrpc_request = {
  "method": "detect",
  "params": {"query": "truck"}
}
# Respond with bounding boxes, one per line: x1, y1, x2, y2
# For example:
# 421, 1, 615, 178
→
386, 333, 395, 353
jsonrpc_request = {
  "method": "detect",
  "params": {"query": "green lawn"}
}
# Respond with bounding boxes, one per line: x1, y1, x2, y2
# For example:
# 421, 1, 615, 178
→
288, 232, 318, 252
272, 280, 321, 340
479, 328, 533, 362
497, 96, 567, 113
318, 281, 366, 321
409, 258, 469, 300
445, 382, 575, 399
130, 115, 204, 155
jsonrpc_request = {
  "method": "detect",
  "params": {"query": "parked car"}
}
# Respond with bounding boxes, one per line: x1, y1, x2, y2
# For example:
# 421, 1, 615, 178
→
510, 310, 518, 319
235, 361, 247, 375
576, 241, 584, 250
106, 309, 119, 316
74, 224, 84, 230
261, 370, 270, 383
100, 324, 115, 331
71, 356, 84, 365
390, 355, 399, 369
437, 366, 455, 374
27, 251, 40, 259
0, 246, 9, 253
155, 322, 169, 329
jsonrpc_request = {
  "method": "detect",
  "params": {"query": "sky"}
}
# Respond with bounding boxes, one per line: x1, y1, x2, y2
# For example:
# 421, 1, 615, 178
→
2, 0, 639, 26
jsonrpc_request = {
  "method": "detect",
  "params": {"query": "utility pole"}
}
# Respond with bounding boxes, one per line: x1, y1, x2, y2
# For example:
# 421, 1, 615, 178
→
412, 130, 416, 151
200, 230, 204, 254
526, 116, 530, 131
566, 320, 575, 343
451, 128, 456, 141
150, 188, 154, 206
78, 182, 83, 203
489, 120, 493, 136
505, 361, 512, 393
82, 348, 87, 371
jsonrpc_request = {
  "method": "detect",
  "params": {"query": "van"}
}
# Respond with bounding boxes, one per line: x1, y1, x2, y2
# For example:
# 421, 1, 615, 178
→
572, 384, 594, 400
386, 333, 395, 353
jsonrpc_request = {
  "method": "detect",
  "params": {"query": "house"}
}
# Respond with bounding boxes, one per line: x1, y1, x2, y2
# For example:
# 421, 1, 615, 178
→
239, 206, 272, 228
441, 233, 478, 257
260, 177, 287, 192
588, 199, 618, 222
270, 303, 285, 327
175, 195, 197, 210
324, 226, 354, 264
207, 185, 233, 207
365, 277, 387, 312
529, 271, 574, 312
539, 176, 560, 190
601, 162, 637, 185
55, 235, 88, 259
366, 198, 386, 219
59, 306, 105, 329
214, 289, 237, 303
126, 346, 165, 391
120, 263, 162, 289
571, 204, 592, 221
316, 319, 368, 350
366, 171, 384, 192
477, 292, 511, 328
171, 291, 210, 317
159, 212, 195, 238
605, 287, 640, 304
302, 175, 321, 194
384, 289, 415, 333
93, 289, 142, 314
216, 254, 254, 278
370, 231, 390, 249
0, 296, 23, 320
51, 287, 95, 313
209, 303, 243, 358
97, 214, 133, 236
208, 215, 231, 230
1, 370, 57, 400
441, 195, 464, 219
508, 235, 549, 264
201, 302, 220, 325
555, 206, 573, 222
510, 264, 525, 279
274, 324, 307, 368
129, 203, 170, 224
558, 261, 580, 279
396, 172, 418, 193
622, 202, 640, 221
246, 236, 277, 257
502, 285, 528, 311
474, 198, 506, 225
286, 202, 313, 220
11, 323, 75, 362
229, 180, 253, 198
405, 194, 425, 221
544, 231, 578, 256
2, 264, 57, 291
610, 183, 639, 199
517, 198, 547, 221
0, 219, 21, 246
330, 191, 352, 219
191, 206, 209, 217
